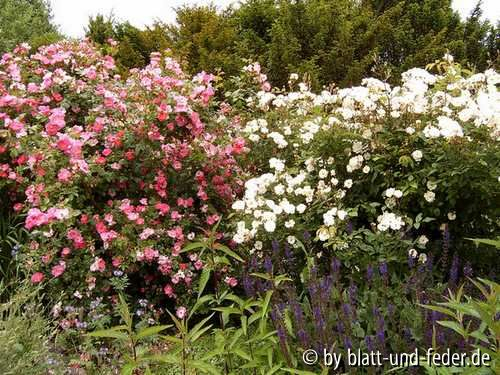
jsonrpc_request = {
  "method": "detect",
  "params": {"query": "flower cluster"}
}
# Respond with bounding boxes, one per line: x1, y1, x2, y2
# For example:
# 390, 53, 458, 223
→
0, 41, 244, 324
229, 56, 499, 263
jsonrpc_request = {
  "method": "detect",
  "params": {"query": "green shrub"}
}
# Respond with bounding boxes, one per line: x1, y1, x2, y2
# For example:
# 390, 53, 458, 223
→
0, 280, 62, 374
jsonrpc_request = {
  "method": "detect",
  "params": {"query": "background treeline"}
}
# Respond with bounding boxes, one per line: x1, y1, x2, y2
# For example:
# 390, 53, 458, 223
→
1, 0, 499, 88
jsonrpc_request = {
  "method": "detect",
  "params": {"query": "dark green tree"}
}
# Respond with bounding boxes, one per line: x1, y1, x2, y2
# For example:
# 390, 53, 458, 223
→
86, 0, 499, 87
0, 0, 60, 53
86, 15, 172, 74
165, 4, 240, 76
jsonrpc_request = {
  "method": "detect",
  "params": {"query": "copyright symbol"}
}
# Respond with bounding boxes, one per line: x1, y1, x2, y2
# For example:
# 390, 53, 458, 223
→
303, 349, 318, 365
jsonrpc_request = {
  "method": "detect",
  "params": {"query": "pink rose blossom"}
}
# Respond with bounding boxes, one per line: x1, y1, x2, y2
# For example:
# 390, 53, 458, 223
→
31, 272, 44, 283
57, 168, 72, 183
90, 257, 106, 272
224, 276, 238, 288
51, 261, 66, 278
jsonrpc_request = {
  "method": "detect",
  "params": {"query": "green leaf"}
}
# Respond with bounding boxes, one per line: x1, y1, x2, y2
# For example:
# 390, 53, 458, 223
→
260, 290, 273, 333
166, 309, 185, 333
189, 360, 221, 375
266, 364, 284, 374
232, 348, 252, 361
136, 325, 171, 340
87, 329, 128, 340
117, 294, 133, 329
180, 241, 207, 253
241, 315, 248, 337
198, 268, 211, 298
420, 304, 456, 318
281, 368, 318, 375
437, 320, 466, 337
120, 363, 136, 375
466, 238, 500, 249
250, 272, 272, 281
212, 307, 241, 315
212, 242, 244, 262
188, 314, 214, 342
161, 335, 182, 344
189, 294, 214, 320
145, 354, 179, 364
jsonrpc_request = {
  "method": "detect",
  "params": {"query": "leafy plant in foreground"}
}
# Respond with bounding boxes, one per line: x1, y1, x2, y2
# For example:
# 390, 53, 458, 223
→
422, 278, 500, 374
0, 280, 61, 374
88, 294, 171, 375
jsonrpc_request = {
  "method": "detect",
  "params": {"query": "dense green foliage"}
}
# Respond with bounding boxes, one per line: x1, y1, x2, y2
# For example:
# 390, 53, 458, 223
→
85, 0, 499, 89
0, 281, 62, 374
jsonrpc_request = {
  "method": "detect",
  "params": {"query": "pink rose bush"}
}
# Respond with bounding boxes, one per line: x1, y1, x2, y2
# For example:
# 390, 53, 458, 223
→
0, 41, 245, 324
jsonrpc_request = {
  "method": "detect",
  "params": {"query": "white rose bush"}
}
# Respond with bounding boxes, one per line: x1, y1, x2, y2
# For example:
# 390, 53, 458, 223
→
229, 59, 499, 271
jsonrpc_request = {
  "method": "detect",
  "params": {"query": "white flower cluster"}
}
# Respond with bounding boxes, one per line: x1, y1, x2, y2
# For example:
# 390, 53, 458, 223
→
231, 168, 312, 243
376, 212, 406, 231
323, 207, 348, 226
423, 116, 463, 138
233, 55, 499, 248
232, 156, 350, 243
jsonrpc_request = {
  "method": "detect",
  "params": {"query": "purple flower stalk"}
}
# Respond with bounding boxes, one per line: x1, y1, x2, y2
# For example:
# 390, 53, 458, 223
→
284, 242, 293, 260
366, 265, 374, 283
379, 262, 388, 281
242, 273, 255, 297
408, 253, 416, 268
331, 257, 341, 276
449, 254, 459, 287
291, 301, 309, 347
348, 282, 357, 305
463, 262, 473, 278
264, 256, 273, 274
365, 335, 375, 352
346, 220, 353, 234
342, 303, 351, 320
272, 240, 280, 255
343, 336, 353, 350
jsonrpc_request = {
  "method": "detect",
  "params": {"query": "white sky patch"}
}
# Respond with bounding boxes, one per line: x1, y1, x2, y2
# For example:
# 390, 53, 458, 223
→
49, 0, 236, 38
49, 0, 499, 38
453, 0, 499, 21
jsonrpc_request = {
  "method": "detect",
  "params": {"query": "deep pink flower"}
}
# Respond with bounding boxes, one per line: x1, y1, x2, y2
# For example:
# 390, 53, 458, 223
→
163, 284, 174, 297
155, 202, 170, 215
31, 272, 44, 283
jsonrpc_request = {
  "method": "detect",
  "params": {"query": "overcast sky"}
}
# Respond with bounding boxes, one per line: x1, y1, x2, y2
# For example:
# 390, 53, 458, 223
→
50, 0, 500, 38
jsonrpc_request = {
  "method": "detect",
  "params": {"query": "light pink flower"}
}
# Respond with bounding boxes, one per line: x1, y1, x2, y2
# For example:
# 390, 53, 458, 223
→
51, 261, 66, 278
225, 277, 238, 288
90, 257, 106, 272
176, 306, 187, 320
57, 168, 72, 183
